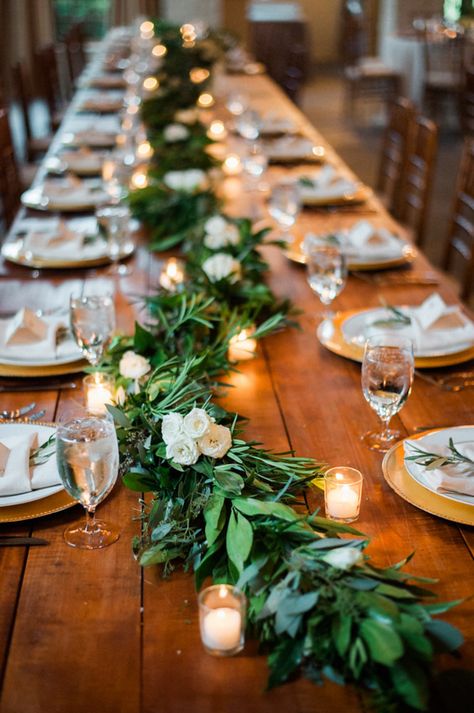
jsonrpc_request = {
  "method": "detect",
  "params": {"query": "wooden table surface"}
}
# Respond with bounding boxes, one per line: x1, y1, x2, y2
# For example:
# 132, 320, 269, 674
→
0, 39, 473, 713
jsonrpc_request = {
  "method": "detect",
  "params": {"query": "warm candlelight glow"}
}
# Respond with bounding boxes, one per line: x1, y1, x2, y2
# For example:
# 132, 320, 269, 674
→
140, 20, 154, 39
143, 76, 159, 92
159, 258, 185, 291
198, 584, 246, 657
223, 153, 242, 176
207, 120, 227, 141
324, 467, 363, 523
130, 168, 148, 189
228, 328, 257, 361
180, 23, 197, 42
136, 141, 153, 160
190, 67, 210, 84
126, 104, 140, 115
152, 43, 167, 57
83, 373, 114, 416
197, 92, 215, 108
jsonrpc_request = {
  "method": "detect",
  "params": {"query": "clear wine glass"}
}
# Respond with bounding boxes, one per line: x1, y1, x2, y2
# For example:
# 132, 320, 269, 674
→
235, 109, 261, 141
96, 204, 133, 276
361, 334, 414, 452
102, 150, 133, 204
242, 142, 268, 191
56, 415, 120, 549
70, 294, 115, 367
306, 244, 347, 317
268, 181, 301, 243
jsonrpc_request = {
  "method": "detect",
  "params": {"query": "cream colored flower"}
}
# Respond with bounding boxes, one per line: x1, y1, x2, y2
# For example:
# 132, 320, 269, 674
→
163, 169, 207, 192
321, 547, 363, 570
161, 413, 184, 445
114, 385, 126, 406
203, 219, 240, 250
119, 351, 151, 380
183, 408, 212, 439
174, 108, 200, 124
166, 435, 200, 465
202, 253, 241, 283
198, 423, 232, 459
163, 123, 190, 142
204, 215, 228, 235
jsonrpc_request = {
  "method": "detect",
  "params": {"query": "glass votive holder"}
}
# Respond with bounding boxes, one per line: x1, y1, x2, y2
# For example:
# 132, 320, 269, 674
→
228, 327, 257, 361
324, 467, 363, 523
159, 258, 186, 292
198, 584, 246, 657
83, 373, 115, 416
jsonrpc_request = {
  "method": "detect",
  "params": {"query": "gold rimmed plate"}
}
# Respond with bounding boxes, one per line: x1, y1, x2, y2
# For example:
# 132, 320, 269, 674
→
0, 359, 86, 378
301, 183, 373, 208
2, 238, 135, 270
382, 428, 474, 526
285, 239, 417, 271
21, 186, 108, 213
316, 309, 474, 368
0, 420, 76, 523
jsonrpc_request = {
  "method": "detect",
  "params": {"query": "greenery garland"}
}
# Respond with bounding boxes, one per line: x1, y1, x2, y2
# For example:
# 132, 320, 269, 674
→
106, 20, 466, 711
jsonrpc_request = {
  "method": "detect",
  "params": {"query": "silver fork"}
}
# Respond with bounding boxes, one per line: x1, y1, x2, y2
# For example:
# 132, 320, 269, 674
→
28, 409, 46, 422
0, 402, 36, 419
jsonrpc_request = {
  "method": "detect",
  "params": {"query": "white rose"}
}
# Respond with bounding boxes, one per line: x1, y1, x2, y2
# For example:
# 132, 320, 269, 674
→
166, 435, 200, 465
161, 413, 185, 445
202, 253, 241, 283
203, 222, 240, 250
119, 351, 151, 380
204, 215, 228, 235
163, 123, 190, 142
163, 169, 207, 192
197, 423, 232, 459
183, 408, 212, 439
321, 547, 363, 570
175, 108, 200, 124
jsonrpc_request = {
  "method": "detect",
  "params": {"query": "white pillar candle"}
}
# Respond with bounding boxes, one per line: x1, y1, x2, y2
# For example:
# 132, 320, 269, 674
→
326, 484, 359, 520
202, 607, 242, 652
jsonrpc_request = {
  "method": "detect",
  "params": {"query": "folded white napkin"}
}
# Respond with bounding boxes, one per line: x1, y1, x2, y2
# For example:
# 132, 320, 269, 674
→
344, 220, 402, 259
41, 178, 107, 208
404, 439, 474, 497
60, 149, 103, 173
365, 294, 474, 354
261, 112, 297, 134
300, 166, 357, 201
267, 136, 316, 159
0, 431, 60, 496
0, 310, 78, 361
22, 219, 84, 257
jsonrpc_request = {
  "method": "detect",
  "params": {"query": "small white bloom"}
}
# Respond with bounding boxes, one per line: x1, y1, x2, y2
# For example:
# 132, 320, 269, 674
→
203, 222, 240, 250
161, 413, 185, 445
174, 108, 200, 124
198, 423, 232, 459
163, 169, 207, 193
114, 385, 126, 406
163, 123, 190, 142
166, 435, 200, 465
204, 215, 228, 235
119, 351, 151, 380
183, 408, 211, 439
202, 253, 241, 283
321, 547, 363, 570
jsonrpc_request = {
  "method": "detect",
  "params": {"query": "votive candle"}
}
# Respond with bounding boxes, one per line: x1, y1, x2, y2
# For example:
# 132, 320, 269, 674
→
324, 467, 363, 522
228, 327, 257, 361
198, 584, 246, 656
159, 258, 185, 291
83, 373, 115, 416
223, 154, 242, 176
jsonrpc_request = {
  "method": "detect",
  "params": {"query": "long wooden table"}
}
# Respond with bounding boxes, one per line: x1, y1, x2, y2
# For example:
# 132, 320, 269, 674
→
0, 33, 473, 713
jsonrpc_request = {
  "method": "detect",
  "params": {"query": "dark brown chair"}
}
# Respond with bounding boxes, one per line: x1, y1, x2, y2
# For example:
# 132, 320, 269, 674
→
460, 64, 474, 136
443, 139, 474, 302
11, 61, 52, 162
65, 23, 87, 83
0, 107, 22, 230
423, 32, 466, 121
376, 97, 417, 215
35, 45, 66, 131
397, 116, 438, 246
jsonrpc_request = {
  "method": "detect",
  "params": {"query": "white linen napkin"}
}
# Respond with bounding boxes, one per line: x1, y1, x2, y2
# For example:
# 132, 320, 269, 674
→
0, 431, 60, 496
260, 112, 297, 134
267, 136, 316, 159
41, 178, 107, 208
0, 311, 78, 361
344, 220, 403, 259
60, 148, 103, 173
22, 219, 84, 257
404, 440, 474, 496
299, 166, 357, 201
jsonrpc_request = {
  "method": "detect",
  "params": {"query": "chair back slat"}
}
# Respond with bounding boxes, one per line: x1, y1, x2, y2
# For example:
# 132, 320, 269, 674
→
0, 107, 21, 230
377, 97, 417, 214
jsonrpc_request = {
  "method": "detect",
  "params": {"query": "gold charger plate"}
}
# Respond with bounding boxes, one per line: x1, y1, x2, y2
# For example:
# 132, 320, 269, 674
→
382, 429, 474, 526
21, 187, 106, 213
0, 359, 86, 378
0, 420, 76, 523
2, 238, 135, 270
285, 239, 417, 272
302, 184, 373, 207
317, 309, 474, 369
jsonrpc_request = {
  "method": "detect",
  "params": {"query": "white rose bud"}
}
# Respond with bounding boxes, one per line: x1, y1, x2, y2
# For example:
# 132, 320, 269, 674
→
166, 435, 200, 465
163, 169, 207, 193
174, 108, 200, 124
114, 385, 126, 405
202, 253, 241, 283
119, 351, 151, 380
203, 222, 240, 250
161, 413, 185, 445
321, 547, 363, 570
198, 423, 232, 459
163, 123, 190, 142
183, 408, 211, 439
204, 215, 228, 235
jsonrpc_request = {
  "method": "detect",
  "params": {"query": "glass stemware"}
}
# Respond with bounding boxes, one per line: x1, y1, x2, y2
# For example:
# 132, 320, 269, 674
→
56, 415, 120, 549
242, 142, 268, 191
268, 181, 301, 243
96, 204, 133, 276
305, 244, 347, 316
70, 294, 115, 367
102, 150, 133, 204
361, 334, 414, 452
235, 109, 261, 141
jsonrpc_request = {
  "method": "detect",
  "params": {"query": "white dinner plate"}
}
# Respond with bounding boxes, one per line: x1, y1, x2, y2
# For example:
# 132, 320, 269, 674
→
404, 426, 474, 507
341, 307, 474, 358
0, 423, 63, 507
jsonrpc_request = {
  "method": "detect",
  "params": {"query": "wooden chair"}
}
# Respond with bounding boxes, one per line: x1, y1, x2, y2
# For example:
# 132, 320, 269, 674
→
376, 97, 417, 215
0, 107, 22, 230
11, 62, 52, 163
443, 139, 474, 302
65, 23, 87, 83
459, 64, 474, 136
35, 45, 66, 131
422, 32, 466, 121
397, 115, 438, 246
341, 1, 401, 119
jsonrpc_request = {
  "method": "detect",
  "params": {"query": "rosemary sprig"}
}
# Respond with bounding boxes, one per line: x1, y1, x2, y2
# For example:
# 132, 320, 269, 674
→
405, 438, 474, 471
29, 434, 55, 467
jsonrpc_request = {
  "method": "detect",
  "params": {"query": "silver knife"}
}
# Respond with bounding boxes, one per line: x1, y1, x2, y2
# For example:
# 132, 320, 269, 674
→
0, 382, 77, 393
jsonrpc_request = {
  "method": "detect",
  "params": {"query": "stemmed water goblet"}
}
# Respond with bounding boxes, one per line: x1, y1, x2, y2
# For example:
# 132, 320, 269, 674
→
361, 334, 414, 452
70, 293, 116, 367
56, 415, 120, 549
242, 142, 268, 191
96, 204, 133, 276
268, 181, 301, 243
305, 244, 347, 317
235, 109, 262, 141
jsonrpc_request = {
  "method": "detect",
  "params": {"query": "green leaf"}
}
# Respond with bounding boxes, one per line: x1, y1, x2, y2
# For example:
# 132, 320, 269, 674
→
232, 497, 299, 521
122, 471, 157, 492
376, 583, 417, 600
204, 493, 226, 547
333, 615, 352, 656
425, 619, 464, 652
133, 322, 156, 352
214, 469, 244, 496
106, 404, 131, 428
359, 619, 404, 665
267, 637, 305, 689
226, 510, 253, 574
396, 614, 433, 660
390, 662, 429, 710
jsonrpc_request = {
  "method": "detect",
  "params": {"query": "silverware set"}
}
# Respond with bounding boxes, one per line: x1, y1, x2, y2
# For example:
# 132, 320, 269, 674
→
415, 369, 474, 392
0, 402, 46, 421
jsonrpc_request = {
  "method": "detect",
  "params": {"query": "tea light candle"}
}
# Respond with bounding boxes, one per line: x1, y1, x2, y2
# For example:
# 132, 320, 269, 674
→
228, 328, 257, 361
198, 584, 246, 656
223, 153, 242, 176
197, 92, 215, 108
207, 120, 227, 141
83, 373, 115, 416
159, 258, 185, 291
190, 67, 210, 84
324, 467, 363, 523
136, 140, 153, 161
130, 168, 148, 189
